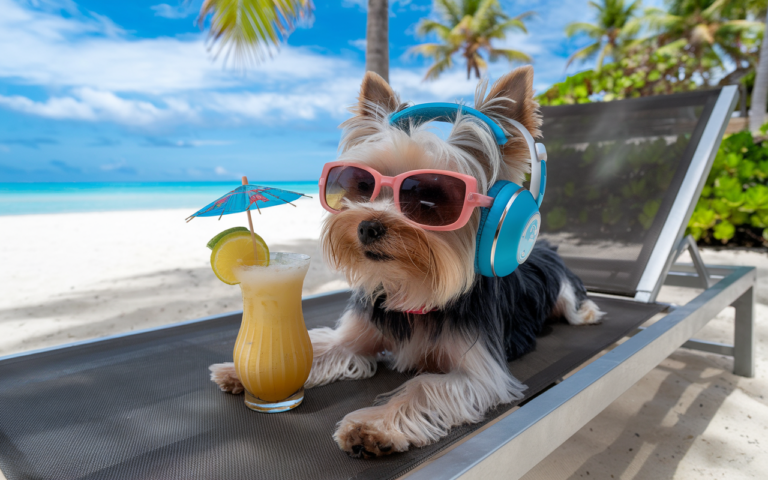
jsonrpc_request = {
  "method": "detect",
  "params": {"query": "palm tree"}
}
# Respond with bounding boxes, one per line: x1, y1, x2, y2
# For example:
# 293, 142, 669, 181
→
409, 0, 533, 81
565, 0, 642, 71
642, 0, 763, 84
197, 0, 313, 67
366, 0, 390, 81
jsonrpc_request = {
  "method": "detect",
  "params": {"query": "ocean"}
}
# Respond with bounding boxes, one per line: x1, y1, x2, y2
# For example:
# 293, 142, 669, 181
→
0, 182, 320, 216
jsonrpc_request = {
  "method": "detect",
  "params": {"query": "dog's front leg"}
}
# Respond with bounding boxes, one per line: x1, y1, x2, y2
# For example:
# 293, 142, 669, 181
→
211, 308, 383, 393
334, 341, 526, 457
305, 308, 385, 388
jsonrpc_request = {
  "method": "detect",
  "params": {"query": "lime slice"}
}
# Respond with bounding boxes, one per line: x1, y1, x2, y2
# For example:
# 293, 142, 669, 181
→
209, 230, 269, 285
207, 226, 251, 250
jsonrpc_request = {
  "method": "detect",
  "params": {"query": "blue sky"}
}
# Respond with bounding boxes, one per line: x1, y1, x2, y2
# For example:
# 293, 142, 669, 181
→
0, 0, 661, 183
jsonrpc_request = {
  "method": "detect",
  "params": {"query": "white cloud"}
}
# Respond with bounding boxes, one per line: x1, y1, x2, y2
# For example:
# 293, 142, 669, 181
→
189, 140, 231, 146
0, 0, 353, 95
214, 166, 228, 175
349, 38, 367, 51
341, 0, 366, 11
151, 2, 198, 19
0, 88, 197, 126
99, 159, 137, 174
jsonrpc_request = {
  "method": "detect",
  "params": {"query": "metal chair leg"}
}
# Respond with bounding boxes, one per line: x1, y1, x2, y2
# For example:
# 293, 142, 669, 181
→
733, 287, 755, 377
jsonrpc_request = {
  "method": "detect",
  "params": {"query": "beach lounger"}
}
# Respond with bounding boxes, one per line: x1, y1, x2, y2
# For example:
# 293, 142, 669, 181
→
0, 86, 753, 480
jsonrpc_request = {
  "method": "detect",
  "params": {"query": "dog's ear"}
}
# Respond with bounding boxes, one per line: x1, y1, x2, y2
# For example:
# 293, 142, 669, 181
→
340, 72, 407, 151
476, 66, 542, 181
354, 72, 402, 118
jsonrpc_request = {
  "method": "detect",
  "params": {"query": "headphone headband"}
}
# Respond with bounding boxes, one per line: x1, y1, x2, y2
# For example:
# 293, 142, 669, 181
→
388, 102, 545, 203
389, 103, 507, 145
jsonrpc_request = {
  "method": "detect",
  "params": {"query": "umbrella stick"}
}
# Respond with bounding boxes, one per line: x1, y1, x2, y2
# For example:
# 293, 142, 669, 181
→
242, 176, 261, 264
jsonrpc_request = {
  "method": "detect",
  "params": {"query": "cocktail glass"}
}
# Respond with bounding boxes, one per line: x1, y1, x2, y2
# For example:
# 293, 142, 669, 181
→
233, 252, 313, 413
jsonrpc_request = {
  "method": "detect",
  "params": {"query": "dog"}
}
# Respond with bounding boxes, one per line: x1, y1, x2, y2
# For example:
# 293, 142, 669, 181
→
210, 66, 604, 458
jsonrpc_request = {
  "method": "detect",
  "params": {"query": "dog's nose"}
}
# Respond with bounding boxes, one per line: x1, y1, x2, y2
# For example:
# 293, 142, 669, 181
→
358, 220, 387, 245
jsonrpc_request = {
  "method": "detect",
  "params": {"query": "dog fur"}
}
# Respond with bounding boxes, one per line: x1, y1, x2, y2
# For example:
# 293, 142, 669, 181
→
210, 66, 604, 458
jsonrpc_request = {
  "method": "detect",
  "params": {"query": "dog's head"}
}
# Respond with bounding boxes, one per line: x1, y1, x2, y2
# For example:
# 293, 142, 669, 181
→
321, 67, 541, 312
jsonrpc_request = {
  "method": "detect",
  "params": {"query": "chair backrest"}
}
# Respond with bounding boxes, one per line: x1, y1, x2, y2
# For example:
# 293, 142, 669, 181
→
537, 87, 738, 301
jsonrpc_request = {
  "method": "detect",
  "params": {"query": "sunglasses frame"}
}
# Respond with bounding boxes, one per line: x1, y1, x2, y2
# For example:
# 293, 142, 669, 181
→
319, 161, 495, 231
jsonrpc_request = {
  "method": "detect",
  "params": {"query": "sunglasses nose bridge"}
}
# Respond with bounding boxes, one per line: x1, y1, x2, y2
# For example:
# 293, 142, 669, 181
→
375, 176, 397, 198
379, 176, 395, 189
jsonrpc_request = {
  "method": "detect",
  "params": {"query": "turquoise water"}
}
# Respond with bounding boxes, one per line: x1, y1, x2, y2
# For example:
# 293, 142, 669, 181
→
0, 182, 320, 216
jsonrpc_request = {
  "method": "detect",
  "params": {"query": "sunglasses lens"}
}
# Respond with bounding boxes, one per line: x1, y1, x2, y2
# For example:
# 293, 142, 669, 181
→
324, 166, 376, 210
399, 173, 467, 226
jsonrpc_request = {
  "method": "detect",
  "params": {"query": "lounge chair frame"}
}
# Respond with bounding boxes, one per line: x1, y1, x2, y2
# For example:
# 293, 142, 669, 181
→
633, 86, 739, 303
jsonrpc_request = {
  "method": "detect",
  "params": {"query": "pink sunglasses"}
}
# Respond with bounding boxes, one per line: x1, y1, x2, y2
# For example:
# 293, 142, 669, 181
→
319, 161, 494, 231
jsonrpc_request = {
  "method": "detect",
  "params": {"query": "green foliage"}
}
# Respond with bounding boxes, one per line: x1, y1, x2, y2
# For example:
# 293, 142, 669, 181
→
538, 43, 698, 106
545, 0, 764, 107
686, 130, 768, 245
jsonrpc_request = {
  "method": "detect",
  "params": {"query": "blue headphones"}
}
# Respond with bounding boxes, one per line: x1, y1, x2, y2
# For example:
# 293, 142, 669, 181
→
389, 102, 547, 277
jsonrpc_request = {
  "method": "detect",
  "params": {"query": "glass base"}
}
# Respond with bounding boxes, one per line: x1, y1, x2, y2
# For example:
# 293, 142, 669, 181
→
244, 387, 304, 413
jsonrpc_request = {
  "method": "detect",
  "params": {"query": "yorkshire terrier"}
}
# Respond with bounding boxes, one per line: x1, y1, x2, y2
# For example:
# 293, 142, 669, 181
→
210, 66, 603, 458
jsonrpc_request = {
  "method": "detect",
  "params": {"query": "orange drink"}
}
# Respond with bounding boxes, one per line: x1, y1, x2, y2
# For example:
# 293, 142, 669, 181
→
233, 252, 313, 412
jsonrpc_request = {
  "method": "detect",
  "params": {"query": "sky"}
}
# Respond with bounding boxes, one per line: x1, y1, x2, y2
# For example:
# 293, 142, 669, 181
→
0, 0, 662, 183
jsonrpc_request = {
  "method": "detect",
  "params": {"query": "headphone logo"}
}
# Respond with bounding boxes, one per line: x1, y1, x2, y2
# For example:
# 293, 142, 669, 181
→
518, 213, 540, 263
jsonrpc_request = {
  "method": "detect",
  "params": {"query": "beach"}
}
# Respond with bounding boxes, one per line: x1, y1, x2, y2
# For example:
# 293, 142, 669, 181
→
1, 205, 766, 479
0, 198, 345, 356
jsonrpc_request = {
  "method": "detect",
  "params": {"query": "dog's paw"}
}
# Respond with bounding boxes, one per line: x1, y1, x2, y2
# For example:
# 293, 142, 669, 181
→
576, 299, 605, 325
334, 407, 408, 458
209, 362, 244, 394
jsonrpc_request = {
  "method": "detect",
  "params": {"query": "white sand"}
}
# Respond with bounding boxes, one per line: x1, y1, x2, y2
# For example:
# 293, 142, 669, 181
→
0, 206, 766, 479
0, 198, 346, 356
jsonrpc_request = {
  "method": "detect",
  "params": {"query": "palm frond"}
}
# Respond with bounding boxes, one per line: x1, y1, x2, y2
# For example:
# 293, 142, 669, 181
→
435, 0, 463, 25
416, 19, 453, 39
641, 7, 682, 32
514, 10, 536, 21
620, 16, 643, 38
198, 0, 313, 67
717, 20, 765, 35
472, 0, 503, 32
565, 22, 604, 38
424, 56, 455, 81
702, 0, 729, 19
487, 18, 528, 37
408, 43, 457, 59
656, 37, 688, 56
488, 48, 532, 63
595, 42, 612, 71
565, 41, 601, 68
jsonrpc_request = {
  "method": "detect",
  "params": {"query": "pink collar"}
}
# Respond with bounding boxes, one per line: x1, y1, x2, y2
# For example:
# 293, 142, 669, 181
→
403, 307, 438, 315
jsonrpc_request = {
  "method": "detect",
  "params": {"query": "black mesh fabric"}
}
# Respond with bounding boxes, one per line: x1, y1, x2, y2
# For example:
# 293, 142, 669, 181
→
538, 89, 722, 296
0, 292, 665, 480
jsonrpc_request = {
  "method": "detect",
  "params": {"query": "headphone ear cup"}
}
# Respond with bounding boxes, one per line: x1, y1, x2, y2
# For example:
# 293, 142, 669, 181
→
475, 181, 512, 274
475, 181, 540, 277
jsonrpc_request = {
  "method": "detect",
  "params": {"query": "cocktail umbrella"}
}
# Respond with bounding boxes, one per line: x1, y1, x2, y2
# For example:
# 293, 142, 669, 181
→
186, 176, 311, 261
